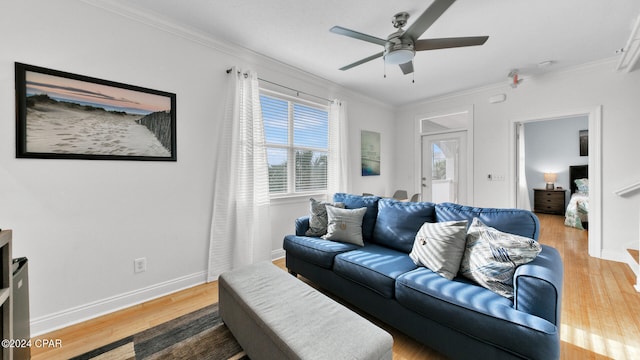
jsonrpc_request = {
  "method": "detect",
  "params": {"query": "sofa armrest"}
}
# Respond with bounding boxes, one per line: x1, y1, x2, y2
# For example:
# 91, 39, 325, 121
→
295, 216, 310, 236
514, 245, 563, 326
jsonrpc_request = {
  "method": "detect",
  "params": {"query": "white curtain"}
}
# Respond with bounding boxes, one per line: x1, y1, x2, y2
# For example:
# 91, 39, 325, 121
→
327, 100, 349, 196
207, 67, 271, 281
516, 123, 532, 210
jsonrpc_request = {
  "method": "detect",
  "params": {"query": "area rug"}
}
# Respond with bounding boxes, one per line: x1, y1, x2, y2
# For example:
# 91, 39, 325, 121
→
71, 303, 248, 360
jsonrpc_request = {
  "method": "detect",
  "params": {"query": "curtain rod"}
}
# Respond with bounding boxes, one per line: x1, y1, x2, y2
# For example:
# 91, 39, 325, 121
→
226, 68, 334, 104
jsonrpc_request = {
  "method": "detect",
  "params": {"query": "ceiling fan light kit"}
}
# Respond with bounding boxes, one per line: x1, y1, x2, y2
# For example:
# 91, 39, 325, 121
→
330, 0, 488, 76
384, 46, 415, 64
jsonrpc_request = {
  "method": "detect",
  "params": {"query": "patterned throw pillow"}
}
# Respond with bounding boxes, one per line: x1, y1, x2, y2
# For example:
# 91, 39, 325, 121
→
574, 178, 589, 194
409, 220, 468, 280
322, 206, 367, 246
460, 218, 542, 298
305, 198, 345, 236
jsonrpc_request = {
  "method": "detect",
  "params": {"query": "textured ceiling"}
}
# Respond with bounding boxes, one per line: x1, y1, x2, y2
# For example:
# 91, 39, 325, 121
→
101, 0, 640, 106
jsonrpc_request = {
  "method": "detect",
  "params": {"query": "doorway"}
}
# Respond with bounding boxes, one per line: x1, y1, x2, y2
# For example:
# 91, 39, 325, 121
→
415, 108, 472, 205
511, 106, 602, 258
421, 131, 467, 203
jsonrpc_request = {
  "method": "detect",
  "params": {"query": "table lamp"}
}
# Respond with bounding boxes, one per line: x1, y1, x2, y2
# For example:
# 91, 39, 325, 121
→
544, 172, 557, 190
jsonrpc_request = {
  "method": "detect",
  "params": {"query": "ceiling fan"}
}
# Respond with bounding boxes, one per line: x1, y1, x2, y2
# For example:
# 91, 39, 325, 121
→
330, 0, 488, 75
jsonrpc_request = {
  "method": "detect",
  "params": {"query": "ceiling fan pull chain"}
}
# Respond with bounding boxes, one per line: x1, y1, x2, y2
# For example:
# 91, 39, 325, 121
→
383, 56, 387, 78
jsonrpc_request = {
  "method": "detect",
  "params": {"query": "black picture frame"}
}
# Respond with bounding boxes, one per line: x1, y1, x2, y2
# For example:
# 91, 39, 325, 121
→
15, 63, 176, 161
579, 129, 588, 157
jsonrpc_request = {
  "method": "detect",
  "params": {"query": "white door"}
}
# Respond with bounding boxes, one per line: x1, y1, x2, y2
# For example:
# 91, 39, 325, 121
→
421, 132, 467, 203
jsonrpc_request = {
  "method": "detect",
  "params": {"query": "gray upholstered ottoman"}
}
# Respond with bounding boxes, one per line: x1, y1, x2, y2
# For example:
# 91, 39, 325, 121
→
219, 261, 393, 360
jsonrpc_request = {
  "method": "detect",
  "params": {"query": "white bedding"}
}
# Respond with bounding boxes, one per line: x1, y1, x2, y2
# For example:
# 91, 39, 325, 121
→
564, 192, 589, 230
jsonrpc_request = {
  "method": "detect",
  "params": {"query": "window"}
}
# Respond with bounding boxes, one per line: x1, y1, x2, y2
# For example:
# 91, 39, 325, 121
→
260, 92, 329, 195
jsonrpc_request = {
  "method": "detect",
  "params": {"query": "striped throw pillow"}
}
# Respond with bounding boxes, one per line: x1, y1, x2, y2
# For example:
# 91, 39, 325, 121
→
409, 220, 468, 280
460, 218, 542, 298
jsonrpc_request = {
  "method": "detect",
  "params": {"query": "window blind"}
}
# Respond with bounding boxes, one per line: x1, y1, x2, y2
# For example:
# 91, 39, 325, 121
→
261, 94, 328, 195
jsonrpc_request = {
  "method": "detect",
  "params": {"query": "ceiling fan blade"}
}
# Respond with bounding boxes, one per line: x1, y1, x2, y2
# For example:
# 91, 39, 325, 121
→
414, 36, 489, 51
339, 52, 384, 71
403, 0, 455, 41
399, 61, 414, 75
330, 26, 387, 46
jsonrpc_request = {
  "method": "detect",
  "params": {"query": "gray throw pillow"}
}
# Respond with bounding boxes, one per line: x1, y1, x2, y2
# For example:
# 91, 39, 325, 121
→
409, 220, 468, 280
305, 198, 345, 237
460, 218, 542, 298
322, 206, 367, 246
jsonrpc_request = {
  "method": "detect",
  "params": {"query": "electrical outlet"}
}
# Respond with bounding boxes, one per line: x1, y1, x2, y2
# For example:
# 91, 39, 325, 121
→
134, 257, 147, 273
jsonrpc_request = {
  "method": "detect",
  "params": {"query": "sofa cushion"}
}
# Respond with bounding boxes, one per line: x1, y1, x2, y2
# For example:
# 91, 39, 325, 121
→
436, 203, 540, 240
283, 235, 360, 269
333, 244, 417, 298
333, 193, 381, 242
460, 218, 542, 298
395, 267, 558, 356
305, 198, 345, 237
409, 220, 468, 280
323, 206, 367, 246
372, 199, 436, 253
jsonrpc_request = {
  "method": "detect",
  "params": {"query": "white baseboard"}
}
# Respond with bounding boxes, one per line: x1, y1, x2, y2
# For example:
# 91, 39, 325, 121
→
602, 248, 640, 293
624, 252, 640, 277
600, 248, 630, 264
272, 248, 285, 260
30, 271, 207, 337
624, 251, 640, 292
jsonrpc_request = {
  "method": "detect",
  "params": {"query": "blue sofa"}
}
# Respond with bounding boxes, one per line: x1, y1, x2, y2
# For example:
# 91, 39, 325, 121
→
283, 193, 563, 360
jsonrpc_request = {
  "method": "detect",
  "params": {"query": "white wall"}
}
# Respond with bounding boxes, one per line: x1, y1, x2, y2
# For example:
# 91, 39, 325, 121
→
394, 60, 640, 262
269, 97, 396, 257
0, 0, 394, 334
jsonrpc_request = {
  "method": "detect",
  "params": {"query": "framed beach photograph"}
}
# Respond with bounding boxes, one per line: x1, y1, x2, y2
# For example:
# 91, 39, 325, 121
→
15, 63, 176, 161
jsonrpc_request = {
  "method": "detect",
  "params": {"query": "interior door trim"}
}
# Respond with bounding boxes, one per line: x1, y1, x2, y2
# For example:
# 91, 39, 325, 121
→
414, 105, 474, 205
509, 106, 602, 258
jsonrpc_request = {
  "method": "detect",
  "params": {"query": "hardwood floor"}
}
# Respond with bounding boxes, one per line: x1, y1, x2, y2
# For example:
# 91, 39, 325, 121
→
32, 214, 640, 359
539, 213, 640, 360
30, 281, 219, 360
629, 249, 639, 265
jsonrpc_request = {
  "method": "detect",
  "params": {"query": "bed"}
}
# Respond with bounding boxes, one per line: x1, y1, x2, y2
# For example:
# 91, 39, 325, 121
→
564, 165, 589, 230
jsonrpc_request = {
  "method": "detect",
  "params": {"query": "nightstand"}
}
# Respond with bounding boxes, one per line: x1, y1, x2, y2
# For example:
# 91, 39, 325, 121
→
533, 189, 566, 215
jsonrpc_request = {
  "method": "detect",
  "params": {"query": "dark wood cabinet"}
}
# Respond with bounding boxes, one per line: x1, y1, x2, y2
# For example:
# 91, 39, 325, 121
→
533, 189, 566, 215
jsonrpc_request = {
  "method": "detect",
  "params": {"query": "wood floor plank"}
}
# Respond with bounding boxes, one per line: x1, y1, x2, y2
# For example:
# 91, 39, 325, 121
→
30, 281, 218, 360
32, 214, 640, 359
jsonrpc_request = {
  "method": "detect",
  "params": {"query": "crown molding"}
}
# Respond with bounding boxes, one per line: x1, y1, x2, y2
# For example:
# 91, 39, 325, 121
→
79, 0, 393, 111
401, 57, 620, 110
80, 0, 239, 57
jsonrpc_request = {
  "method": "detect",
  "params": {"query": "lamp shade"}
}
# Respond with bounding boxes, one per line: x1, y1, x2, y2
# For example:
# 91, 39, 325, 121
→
543, 172, 557, 183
